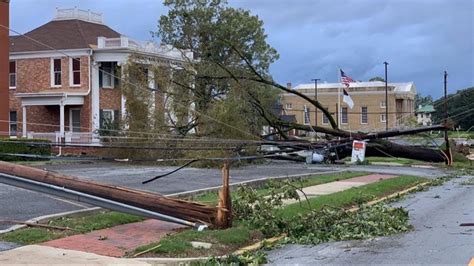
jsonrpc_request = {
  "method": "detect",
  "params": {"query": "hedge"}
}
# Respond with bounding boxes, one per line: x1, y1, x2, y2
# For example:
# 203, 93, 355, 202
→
0, 138, 51, 161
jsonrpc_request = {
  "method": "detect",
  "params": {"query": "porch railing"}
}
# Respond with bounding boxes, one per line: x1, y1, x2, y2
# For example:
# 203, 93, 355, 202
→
27, 132, 95, 144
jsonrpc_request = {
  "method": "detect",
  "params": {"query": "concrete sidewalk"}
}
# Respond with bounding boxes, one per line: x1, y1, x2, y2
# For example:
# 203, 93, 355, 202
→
285, 173, 396, 204
0, 173, 398, 264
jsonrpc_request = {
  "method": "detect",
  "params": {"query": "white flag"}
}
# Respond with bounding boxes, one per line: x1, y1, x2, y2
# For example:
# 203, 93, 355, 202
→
342, 88, 354, 109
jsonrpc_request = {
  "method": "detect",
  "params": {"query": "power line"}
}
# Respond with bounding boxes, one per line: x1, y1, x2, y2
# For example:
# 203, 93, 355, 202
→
1, 23, 264, 143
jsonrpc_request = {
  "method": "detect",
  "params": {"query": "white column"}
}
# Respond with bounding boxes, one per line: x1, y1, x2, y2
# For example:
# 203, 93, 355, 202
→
91, 61, 100, 142
22, 106, 27, 138
59, 102, 65, 140
148, 69, 155, 119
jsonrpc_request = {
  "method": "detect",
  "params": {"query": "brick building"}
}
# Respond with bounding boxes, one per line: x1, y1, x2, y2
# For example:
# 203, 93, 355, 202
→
280, 81, 416, 133
8, 8, 190, 143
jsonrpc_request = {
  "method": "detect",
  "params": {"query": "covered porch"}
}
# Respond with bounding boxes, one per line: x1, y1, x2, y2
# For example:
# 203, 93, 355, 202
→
16, 92, 94, 143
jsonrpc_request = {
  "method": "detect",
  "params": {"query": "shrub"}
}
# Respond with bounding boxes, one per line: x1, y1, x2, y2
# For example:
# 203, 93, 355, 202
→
0, 138, 51, 161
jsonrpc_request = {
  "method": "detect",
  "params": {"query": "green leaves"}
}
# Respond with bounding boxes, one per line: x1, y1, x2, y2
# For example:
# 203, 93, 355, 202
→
232, 181, 412, 245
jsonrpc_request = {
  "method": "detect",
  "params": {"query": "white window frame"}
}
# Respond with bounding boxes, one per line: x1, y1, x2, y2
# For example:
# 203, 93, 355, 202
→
102, 109, 115, 124
69, 108, 81, 132
380, 114, 387, 123
321, 107, 329, 125
285, 103, 292, 110
9, 60, 16, 89
303, 105, 310, 125
101, 62, 115, 89
380, 101, 386, 108
50, 58, 62, 87
69, 57, 81, 86
360, 106, 368, 124
341, 107, 348, 124
9, 111, 17, 137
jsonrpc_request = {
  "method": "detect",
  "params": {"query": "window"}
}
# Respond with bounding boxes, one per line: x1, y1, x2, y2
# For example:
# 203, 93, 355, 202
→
99, 62, 115, 88
70, 58, 81, 86
303, 105, 310, 124
380, 101, 386, 108
341, 107, 348, 124
9, 61, 16, 88
100, 109, 119, 129
51, 58, 61, 86
9, 111, 17, 136
380, 114, 387, 122
361, 106, 368, 124
322, 107, 329, 125
285, 103, 292, 110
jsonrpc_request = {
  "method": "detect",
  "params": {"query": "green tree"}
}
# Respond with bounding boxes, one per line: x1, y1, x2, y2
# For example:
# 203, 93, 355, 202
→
369, 76, 385, 82
414, 93, 433, 108
156, 0, 279, 137
432, 87, 474, 130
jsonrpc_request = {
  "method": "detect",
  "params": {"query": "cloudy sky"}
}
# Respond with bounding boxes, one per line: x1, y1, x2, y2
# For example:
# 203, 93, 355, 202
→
9, 0, 474, 98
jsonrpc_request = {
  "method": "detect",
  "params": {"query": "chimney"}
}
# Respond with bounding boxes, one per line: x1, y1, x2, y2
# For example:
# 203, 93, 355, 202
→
0, 0, 10, 137
286, 82, 292, 90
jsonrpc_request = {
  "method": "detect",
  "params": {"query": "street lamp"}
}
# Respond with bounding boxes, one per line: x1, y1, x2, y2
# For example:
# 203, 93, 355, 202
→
384, 62, 389, 131
311, 78, 320, 127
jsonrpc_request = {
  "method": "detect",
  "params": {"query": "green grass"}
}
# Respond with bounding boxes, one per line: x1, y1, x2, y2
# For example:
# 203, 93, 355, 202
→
132, 226, 255, 257
279, 175, 426, 219
364, 157, 425, 165
0, 211, 144, 245
192, 171, 368, 204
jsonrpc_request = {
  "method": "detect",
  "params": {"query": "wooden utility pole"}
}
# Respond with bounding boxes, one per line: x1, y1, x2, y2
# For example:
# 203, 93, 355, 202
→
0, 161, 218, 225
216, 161, 232, 228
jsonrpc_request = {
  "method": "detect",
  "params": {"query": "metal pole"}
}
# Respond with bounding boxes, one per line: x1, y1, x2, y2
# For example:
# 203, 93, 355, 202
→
384, 62, 389, 131
444, 71, 450, 165
311, 78, 320, 127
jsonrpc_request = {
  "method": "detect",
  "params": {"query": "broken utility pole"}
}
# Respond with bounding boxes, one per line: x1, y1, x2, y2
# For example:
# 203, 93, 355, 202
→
0, 161, 219, 227
216, 162, 232, 228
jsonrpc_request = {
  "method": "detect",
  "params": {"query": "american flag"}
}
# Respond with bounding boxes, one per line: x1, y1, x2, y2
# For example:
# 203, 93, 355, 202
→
340, 69, 355, 87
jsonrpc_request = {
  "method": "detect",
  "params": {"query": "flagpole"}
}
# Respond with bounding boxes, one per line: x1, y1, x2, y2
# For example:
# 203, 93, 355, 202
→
337, 68, 341, 127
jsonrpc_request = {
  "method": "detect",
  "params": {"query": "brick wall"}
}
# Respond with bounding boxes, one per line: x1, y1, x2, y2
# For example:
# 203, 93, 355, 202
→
9, 55, 92, 134
281, 87, 415, 132
0, 1, 9, 136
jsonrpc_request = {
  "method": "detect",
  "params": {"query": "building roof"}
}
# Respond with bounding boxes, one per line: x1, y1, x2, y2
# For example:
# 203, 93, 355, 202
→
10, 19, 121, 52
293, 81, 416, 93
416, 105, 435, 113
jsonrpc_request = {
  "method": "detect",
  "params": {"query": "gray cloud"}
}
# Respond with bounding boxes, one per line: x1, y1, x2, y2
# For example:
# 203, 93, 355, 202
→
9, 0, 474, 98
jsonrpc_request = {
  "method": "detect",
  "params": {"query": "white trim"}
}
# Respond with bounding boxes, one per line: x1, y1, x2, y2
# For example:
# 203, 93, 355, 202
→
380, 101, 387, 108
380, 114, 387, 123
9, 110, 17, 137
282, 91, 405, 97
9, 49, 90, 60
69, 57, 81, 87
321, 113, 329, 125
102, 109, 115, 123
303, 105, 310, 125
69, 108, 81, 132
100, 62, 115, 89
341, 107, 348, 124
50, 58, 62, 87
360, 106, 368, 124
9, 60, 16, 89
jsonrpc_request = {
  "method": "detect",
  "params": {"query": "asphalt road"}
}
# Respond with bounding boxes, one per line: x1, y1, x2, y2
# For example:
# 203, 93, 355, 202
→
0, 161, 337, 231
266, 175, 474, 265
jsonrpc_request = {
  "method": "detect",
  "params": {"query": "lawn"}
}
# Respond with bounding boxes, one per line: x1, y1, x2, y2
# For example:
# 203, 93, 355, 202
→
279, 175, 426, 219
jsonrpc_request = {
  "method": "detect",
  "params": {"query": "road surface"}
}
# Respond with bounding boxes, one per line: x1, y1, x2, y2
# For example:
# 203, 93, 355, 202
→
266, 175, 474, 265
